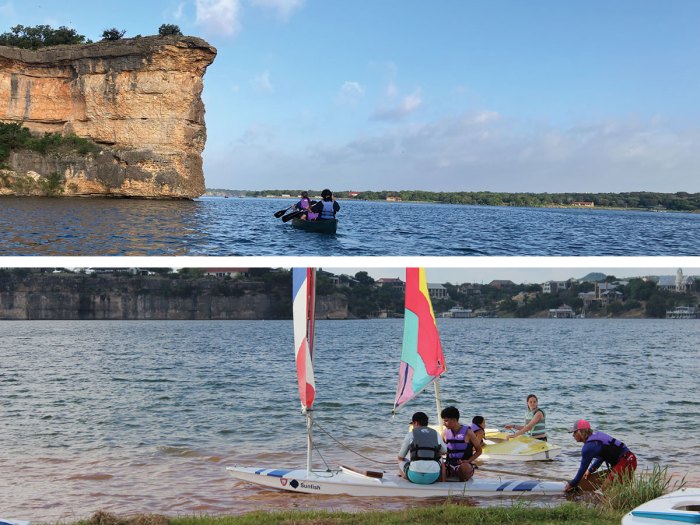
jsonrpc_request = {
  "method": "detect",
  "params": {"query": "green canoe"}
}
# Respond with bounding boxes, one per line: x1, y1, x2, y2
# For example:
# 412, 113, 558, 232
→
291, 218, 338, 234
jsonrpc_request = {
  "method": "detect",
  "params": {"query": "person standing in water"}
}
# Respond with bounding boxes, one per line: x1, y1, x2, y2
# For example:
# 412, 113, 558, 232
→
505, 394, 547, 441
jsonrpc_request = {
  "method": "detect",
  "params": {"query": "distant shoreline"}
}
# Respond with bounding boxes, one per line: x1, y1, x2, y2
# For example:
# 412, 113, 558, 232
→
204, 189, 700, 213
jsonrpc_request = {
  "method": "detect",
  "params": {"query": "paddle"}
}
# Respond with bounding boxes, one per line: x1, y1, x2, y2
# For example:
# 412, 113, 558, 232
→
274, 204, 294, 218
281, 210, 304, 223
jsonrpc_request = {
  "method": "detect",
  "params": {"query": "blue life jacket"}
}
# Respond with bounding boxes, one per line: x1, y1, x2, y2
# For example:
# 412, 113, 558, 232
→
586, 431, 629, 467
445, 424, 472, 465
320, 200, 335, 219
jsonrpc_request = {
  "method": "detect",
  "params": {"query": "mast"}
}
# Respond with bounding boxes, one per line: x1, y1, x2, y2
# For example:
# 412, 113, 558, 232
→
433, 379, 443, 426
292, 268, 317, 475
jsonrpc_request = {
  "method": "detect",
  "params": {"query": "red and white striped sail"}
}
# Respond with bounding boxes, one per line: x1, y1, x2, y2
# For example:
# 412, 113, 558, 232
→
292, 268, 316, 411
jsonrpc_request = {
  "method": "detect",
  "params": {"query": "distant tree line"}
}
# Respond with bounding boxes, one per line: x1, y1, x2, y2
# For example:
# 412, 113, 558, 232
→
219, 189, 700, 212
0, 24, 183, 49
1, 268, 696, 320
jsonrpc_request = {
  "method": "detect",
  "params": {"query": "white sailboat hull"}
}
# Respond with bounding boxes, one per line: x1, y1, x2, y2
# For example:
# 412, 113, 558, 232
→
0, 520, 30, 525
227, 465, 566, 497
622, 488, 700, 525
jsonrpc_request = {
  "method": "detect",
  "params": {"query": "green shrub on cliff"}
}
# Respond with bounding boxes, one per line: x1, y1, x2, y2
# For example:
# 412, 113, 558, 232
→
0, 122, 101, 161
0, 24, 89, 49
158, 24, 183, 36
101, 28, 126, 41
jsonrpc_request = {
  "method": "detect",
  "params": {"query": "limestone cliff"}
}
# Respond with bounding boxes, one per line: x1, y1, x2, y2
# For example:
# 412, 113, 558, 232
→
0, 273, 350, 320
0, 35, 216, 198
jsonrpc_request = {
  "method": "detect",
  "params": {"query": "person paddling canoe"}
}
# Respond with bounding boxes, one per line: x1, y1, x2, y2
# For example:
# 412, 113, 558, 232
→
309, 189, 340, 220
564, 419, 638, 492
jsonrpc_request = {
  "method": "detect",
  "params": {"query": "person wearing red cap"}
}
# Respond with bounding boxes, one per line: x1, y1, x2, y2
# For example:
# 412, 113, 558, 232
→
564, 419, 637, 492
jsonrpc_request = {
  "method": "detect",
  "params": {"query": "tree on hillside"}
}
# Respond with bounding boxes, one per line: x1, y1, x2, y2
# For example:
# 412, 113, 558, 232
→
0, 24, 88, 49
158, 24, 183, 36
101, 28, 126, 41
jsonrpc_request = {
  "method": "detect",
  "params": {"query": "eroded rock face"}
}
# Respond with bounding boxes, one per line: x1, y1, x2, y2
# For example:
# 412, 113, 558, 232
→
0, 35, 216, 198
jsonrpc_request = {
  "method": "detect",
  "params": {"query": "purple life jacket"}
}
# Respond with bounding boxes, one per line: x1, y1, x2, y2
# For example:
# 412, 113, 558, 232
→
445, 424, 473, 465
586, 431, 629, 467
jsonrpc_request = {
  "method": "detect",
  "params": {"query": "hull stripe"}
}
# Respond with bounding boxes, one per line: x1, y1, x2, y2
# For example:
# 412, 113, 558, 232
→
497, 481, 514, 491
265, 469, 293, 478
513, 481, 539, 491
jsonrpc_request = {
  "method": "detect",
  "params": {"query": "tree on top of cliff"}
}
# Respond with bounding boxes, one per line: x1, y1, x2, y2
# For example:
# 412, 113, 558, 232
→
0, 24, 89, 49
158, 24, 183, 36
101, 28, 127, 41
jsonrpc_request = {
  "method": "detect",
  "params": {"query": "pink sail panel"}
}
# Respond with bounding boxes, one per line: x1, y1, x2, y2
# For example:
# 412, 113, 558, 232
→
292, 268, 316, 410
393, 267, 446, 413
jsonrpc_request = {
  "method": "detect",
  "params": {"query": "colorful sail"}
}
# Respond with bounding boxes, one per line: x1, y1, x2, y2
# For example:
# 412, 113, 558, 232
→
292, 268, 316, 411
393, 268, 446, 413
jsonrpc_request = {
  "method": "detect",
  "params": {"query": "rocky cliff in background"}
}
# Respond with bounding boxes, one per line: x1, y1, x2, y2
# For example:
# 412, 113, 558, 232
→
0, 273, 349, 320
0, 35, 216, 198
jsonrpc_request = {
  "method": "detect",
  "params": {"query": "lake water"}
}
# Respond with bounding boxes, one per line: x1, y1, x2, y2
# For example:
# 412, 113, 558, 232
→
1, 196, 699, 255
1, 319, 698, 521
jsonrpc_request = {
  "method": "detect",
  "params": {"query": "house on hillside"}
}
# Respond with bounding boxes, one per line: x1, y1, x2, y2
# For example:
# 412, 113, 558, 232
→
542, 280, 569, 294
427, 283, 448, 300
204, 268, 249, 278
657, 269, 694, 292
549, 305, 575, 318
489, 280, 515, 289
376, 277, 405, 291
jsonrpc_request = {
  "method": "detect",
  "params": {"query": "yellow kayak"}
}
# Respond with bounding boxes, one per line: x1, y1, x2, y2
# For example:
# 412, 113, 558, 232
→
482, 435, 561, 462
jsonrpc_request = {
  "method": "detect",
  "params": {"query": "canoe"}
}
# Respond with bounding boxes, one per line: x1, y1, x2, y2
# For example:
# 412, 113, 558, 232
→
622, 488, 700, 525
291, 218, 338, 234
227, 465, 565, 497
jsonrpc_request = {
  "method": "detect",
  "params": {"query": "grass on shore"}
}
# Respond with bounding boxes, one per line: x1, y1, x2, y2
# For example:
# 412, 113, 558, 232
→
84, 503, 622, 525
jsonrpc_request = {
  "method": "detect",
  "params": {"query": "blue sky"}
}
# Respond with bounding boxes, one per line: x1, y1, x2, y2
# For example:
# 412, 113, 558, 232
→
2, 0, 700, 192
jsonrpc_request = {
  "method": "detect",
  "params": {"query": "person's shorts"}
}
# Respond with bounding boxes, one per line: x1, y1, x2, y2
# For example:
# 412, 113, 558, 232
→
609, 451, 637, 482
404, 462, 440, 484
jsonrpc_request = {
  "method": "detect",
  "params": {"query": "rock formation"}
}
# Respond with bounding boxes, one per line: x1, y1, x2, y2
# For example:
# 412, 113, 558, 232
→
0, 35, 216, 198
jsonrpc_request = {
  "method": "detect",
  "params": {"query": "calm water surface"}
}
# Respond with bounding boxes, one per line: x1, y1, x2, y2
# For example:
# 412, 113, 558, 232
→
1, 319, 698, 521
1, 196, 698, 255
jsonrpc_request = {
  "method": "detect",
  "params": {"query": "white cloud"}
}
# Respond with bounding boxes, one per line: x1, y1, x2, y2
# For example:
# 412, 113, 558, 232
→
304, 112, 700, 192
172, 2, 186, 20
195, 0, 242, 37
372, 90, 422, 121
254, 70, 274, 93
250, 0, 305, 20
337, 81, 365, 106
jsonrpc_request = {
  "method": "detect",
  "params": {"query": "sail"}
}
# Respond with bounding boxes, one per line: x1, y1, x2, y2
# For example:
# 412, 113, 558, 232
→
292, 268, 316, 411
393, 268, 446, 413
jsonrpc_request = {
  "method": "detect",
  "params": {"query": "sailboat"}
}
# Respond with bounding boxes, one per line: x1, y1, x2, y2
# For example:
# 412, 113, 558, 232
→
227, 268, 565, 497
393, 268, 561, 462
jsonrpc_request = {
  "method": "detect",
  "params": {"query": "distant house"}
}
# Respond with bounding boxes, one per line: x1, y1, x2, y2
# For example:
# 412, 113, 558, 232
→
549, 305, 575, 318
458, 283, 482, 295
204, 268, 248, 278
427, 283, 448, 300
385, 196, 402, 202
376, 277, 405, 289
572, 201, 595, 207
579, 282, 623, 307
489, 280, 515, 289
449, 307, 473, 318
512, 291, 538, 305
657, 269, 694, 292
666, 306, 698, 319
348, 191, 362, 198
542, 280, 569, 294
